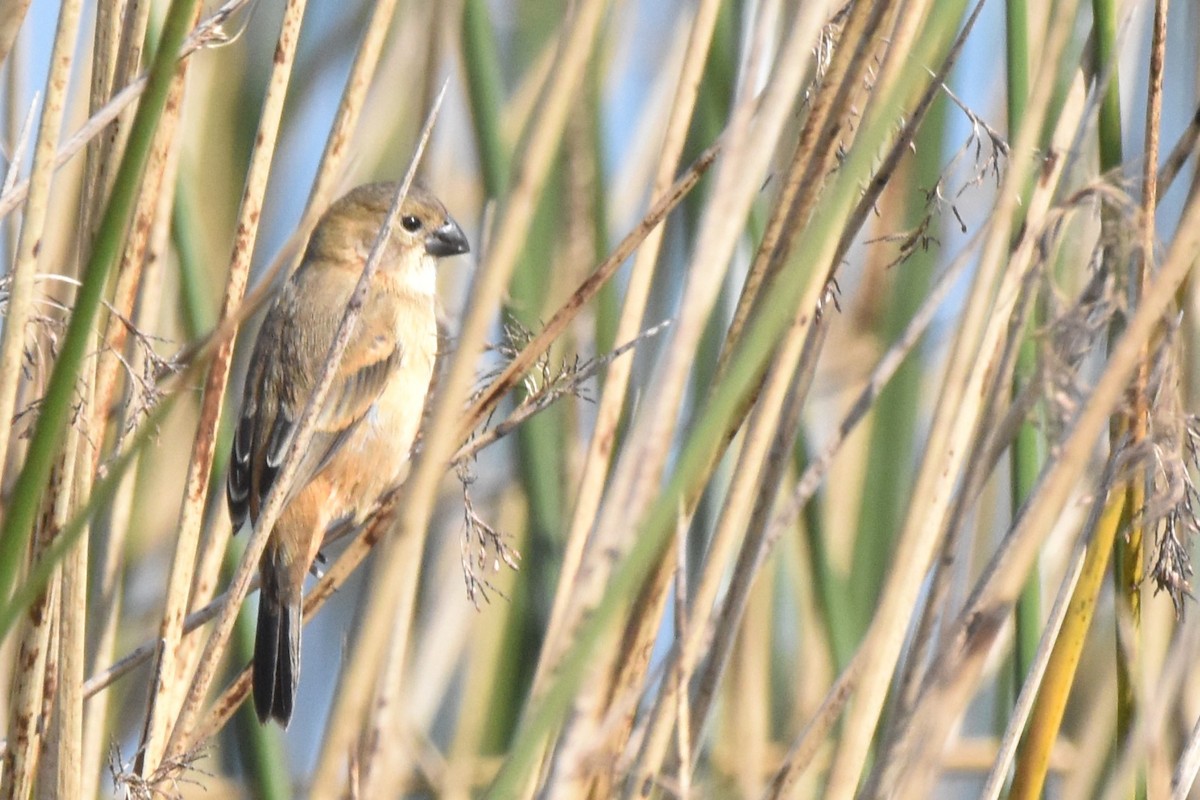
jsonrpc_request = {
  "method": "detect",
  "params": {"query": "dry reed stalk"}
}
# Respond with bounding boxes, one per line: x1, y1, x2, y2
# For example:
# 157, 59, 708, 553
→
576, 6, 832, 794
715, 0, 893, 379
619, 1, 931, 791
0, 0, 251, 223
307, 0, 608, 791
91, 3, 170, 443
141, 0, 310, 777
531, 0, 723, 705
0, 0, 83, 505
0, 4, 85, 790
539, 3, 835, 793
1, 530, 60, 800
881, 152, 1200, 800
39, 4, 128, 782
821, 2, 1083, 793
51, 361, 90, 800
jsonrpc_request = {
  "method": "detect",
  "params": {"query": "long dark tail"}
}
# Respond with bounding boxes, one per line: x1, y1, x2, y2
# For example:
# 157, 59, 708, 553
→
253, 556, 300, 726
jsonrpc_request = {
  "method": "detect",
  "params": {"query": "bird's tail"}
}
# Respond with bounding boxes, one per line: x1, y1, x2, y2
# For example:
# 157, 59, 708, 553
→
254, 550, 300, 726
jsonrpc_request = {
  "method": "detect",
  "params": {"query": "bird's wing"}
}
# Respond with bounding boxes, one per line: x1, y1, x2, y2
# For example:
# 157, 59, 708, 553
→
227, 277, 402, 531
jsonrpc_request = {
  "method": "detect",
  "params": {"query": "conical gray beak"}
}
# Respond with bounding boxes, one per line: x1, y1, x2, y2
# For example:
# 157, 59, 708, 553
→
425, 218, 470, 257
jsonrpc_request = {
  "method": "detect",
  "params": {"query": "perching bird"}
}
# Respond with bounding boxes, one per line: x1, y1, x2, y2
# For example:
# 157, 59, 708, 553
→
226, 182, 469, 725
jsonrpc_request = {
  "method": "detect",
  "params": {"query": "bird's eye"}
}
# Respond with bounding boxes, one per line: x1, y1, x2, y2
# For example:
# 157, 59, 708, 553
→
400, 215, 422, 232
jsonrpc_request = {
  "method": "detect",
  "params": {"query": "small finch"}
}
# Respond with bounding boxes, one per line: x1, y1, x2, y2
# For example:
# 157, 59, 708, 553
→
226, 183, 469, 725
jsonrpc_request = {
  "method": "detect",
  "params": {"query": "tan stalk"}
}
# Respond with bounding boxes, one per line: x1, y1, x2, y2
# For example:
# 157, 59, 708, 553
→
722, 566, 772, 796
0, 0, 30, 69
821, 3, 1082, 793
82, 100, 183, 800
0, 0, 83, 499
715, 0, 894, 378
874, 161, 1200, 800
138, 0, 309, 777
47, 0, 137, 738
530, 0, 723, 703
0, 530, 60, 800
0, 0, 251, 222
91, 0, 162, 433
536, 2, 835, 792
80, 15, 164, 785
301, 0, 404, 238
305, 0, 609, 791
1113, 0, 1168, 774
560, 6, 823, 794
51, 373, 90, 800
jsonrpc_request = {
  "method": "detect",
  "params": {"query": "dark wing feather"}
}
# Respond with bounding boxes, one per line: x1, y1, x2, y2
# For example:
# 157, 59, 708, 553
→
226, 276, 403, 531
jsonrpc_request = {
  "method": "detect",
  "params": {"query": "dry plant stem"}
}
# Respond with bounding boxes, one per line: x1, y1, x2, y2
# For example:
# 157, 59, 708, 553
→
0, 0, 30, 69
886, 244, 1045, 728
308, 0, 608, 789
883, 186, 1200, 800
578, 5, 826, 791
821, 5, 1080, 794
85, 120, 182, 800
1104, 626, 1198, 800
92, 22, 180, 439
716, 0, 894, 378
52, 386, 89, 800
0, 0, 83, 498
140, 0, 309, 775
0, 0, 251, 222
627, 316, 830, 796
1111, 0, 1167, 779
531, 0, 723, 703
688, 0, 982, 778
138, 1, 249, 728
854, 87, 1075, 797
84, 38, 177, 781
1, 538, 60, 800
301, 0, 402, 234
540, 2, 834, 790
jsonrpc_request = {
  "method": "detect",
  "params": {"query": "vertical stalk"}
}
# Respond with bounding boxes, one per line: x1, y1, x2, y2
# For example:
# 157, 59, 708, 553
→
1006, 0, 1043, 711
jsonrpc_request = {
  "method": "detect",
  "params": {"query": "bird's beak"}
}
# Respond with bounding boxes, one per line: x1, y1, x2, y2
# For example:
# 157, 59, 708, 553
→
425, 218, 470, 257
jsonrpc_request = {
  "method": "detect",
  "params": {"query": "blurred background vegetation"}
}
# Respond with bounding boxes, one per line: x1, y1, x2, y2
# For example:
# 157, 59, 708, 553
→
1, 0, 1199, 797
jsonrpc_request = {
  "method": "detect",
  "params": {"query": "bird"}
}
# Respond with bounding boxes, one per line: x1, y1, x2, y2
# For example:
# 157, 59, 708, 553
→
226, 182, 469, 725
